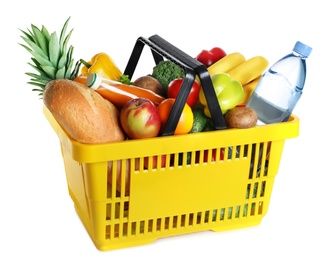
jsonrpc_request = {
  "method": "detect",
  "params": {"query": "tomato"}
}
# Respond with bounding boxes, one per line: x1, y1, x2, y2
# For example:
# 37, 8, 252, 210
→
158, 98, 194, 135
167, 78, 201, 107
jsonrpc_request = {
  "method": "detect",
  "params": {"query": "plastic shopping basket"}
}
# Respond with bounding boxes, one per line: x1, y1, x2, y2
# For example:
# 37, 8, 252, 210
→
43, 35, 300, 251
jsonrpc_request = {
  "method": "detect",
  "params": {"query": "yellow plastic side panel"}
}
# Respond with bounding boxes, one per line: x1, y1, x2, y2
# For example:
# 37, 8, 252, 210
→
61, 144, 90, 224
129, 159, 250, 221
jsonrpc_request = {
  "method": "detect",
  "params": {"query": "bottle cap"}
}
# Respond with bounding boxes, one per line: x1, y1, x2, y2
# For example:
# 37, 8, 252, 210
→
86, 73, 102, 90
293, 41, 312, 58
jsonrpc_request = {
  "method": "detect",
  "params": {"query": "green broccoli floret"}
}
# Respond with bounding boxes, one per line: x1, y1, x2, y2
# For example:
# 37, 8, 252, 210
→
118, 74, 132, 85
151, 60, 185, 96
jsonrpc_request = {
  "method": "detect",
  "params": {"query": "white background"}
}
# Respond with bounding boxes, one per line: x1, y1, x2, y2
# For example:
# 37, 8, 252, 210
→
1, 0, 330, 259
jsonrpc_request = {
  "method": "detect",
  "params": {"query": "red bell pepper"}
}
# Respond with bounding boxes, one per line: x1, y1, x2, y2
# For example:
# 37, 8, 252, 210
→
196, 47, 227, 67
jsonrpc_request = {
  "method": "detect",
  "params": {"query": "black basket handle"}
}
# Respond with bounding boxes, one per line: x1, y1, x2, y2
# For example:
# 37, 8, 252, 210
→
123, 34, 227, 136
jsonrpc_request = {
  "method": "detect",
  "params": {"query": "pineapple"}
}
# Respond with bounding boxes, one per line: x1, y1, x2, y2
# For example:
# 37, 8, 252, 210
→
19, 17, 79, 97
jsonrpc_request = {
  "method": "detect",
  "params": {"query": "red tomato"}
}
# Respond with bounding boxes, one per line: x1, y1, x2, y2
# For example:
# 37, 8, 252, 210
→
167, 78, 201, 107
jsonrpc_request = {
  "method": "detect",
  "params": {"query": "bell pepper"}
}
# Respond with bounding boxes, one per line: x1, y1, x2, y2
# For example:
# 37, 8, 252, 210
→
199, 72, 244, 117
80, 52, 122, 81
196, 47, 227, 67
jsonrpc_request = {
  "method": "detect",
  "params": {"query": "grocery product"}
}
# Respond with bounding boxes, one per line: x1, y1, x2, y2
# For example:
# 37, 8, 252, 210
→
246, 41, 312, 124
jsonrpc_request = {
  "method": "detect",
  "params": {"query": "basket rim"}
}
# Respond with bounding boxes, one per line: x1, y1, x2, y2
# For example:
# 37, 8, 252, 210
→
43, 106, 299, 163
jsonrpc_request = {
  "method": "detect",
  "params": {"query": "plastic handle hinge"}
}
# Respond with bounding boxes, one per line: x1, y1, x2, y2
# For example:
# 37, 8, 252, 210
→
123, 34, 227, 136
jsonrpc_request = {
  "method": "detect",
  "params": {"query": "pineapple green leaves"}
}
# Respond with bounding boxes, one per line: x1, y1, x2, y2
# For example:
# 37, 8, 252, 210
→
19, 17, 79, 96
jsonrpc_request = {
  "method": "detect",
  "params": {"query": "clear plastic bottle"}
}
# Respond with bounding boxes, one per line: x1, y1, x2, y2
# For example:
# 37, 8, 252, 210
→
246, 41, 312, 125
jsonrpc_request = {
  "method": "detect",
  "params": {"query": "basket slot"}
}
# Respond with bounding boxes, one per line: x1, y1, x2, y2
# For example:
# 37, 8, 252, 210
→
104, 203, 267, 241
248, 141, 271, 180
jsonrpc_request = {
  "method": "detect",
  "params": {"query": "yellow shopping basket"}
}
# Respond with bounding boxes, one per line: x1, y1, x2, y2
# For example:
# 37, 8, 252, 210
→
44, 35, 300, 251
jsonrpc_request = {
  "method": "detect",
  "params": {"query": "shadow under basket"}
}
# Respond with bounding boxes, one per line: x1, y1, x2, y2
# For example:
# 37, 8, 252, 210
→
43, 106, 299, 251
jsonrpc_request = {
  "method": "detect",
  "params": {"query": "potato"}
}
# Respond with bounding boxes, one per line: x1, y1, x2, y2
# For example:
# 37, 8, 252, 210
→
225, 107, 258, 129
133, 75, 165, 96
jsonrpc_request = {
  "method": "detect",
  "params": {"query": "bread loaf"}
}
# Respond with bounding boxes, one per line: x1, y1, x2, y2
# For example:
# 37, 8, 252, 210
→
43, 79, 125, 144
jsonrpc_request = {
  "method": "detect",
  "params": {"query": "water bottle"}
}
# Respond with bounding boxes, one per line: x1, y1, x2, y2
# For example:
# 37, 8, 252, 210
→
246, 41, 312, 124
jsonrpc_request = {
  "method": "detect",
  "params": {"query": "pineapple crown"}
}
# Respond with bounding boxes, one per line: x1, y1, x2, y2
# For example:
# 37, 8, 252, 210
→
19, 17, 80, 97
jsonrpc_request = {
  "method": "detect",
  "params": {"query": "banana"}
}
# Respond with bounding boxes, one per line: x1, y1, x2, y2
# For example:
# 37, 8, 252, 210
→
207, 52, 246, 78
241, 76, 261, 104
227, 56, 268, 86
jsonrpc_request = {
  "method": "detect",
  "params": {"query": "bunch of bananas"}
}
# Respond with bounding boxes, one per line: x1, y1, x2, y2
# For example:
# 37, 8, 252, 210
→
207, 52, 268, 104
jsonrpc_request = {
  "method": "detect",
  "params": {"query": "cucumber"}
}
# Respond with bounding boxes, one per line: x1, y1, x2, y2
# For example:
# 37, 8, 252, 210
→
190, 107, 208, 133
203, 119, 216, 132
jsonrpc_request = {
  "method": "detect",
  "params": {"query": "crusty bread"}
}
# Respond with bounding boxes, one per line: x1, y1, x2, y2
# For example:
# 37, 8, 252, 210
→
43, 79, 125, 144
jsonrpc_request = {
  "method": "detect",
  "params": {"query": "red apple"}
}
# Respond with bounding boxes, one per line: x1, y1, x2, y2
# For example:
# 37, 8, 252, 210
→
120, 98, 161, 139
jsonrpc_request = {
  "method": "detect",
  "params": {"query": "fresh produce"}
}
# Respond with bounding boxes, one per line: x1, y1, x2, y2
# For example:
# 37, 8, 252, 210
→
19, 17, 78, 96
133, 75, 164, 96
225, 107, 258, 128
82, 73, 165, 108
190, 106, 208, 133
207, 52, 246, 79
199, 73, 244, 117
21, 17, 270, 141
227, 56, 269, 86
80, 52, 123, 81
196, 47, 227, 67
120, 98, 162, 139
151, 60, 185, 95
43, 79, 125, 144
167, 78, 201, 107
202, 119, 216, 131
158, 98, 194, 135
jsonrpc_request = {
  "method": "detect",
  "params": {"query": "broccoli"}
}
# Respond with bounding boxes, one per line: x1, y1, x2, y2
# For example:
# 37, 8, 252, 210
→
151, 60, 185, 95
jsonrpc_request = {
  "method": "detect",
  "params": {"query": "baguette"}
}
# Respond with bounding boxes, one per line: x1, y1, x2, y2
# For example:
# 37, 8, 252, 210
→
43, 79, 125, 144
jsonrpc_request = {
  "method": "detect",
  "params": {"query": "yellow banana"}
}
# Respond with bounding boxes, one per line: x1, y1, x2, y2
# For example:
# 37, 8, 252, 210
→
227, 56, 268, 86
241, 76, 261, 104
207, 52, 246, 78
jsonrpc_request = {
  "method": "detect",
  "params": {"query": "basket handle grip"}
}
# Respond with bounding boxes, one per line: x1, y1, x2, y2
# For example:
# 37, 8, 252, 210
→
123, 34, 227, 136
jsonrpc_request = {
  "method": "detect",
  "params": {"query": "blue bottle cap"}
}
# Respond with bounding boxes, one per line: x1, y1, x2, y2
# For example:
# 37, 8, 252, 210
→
293, 41, 312, 58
